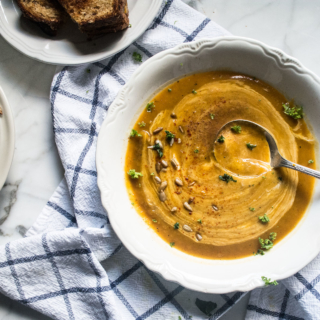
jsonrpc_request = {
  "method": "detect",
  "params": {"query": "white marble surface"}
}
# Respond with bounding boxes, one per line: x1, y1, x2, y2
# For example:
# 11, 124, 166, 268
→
1, 0, 320, 318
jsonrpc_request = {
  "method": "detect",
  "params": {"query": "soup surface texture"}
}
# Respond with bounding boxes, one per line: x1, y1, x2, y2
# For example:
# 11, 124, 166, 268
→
125, 71, 316, 260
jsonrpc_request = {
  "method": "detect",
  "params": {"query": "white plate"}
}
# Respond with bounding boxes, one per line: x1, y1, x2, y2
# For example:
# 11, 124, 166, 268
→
0, 0, 162, 65
0, 86, 14, 190
96, 36, 320, 293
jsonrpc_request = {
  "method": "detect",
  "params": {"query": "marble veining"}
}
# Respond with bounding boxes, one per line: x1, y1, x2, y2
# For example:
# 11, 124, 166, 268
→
0, 0, 320, 319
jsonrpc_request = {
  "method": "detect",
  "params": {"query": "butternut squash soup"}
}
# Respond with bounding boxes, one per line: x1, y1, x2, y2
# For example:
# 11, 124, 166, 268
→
125, 71, 316, 260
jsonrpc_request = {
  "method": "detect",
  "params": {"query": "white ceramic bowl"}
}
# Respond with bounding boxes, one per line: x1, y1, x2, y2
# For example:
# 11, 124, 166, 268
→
96, 36, 320, 293
0, 86, 15, 190
0, 0, 162, 65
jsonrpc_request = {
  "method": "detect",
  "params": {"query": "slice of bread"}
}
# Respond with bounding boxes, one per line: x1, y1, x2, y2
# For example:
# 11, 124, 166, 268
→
17, 0, 65, 36
56, 0, 129, 37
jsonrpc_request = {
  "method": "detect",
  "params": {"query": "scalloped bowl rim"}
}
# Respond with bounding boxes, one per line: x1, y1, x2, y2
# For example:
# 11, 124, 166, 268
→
96, 36, 320, 293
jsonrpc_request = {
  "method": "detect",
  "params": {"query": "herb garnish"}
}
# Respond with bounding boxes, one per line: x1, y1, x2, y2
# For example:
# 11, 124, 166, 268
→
153, 143, 163, 158
152, 219, 157, 223
170, 242, 175, 247
283, 103, 304, 119
278, 177, 283, 181
197, 219, 202, 224
138, 122, 146, 127
269, 232, 277, 241
194, 149, 199, 153
174, 222, 179, 229
259, 237, 273, 250
249, 207, 255, 212
146, 102, 155, 112
254, 249, 265, 256
127, 169, 143, 179
219, 174, 237, 183
309, 159, 314, 164
217, 135, 225, 143
150, 172, 155, 176
168, 88, 172, 92
130, 129, 142, 137
133, 52, 142, 62
210, 113, 215, 120
192, 89, 197, 94
246, 143, 257, 150
261, 276, 278, 286
165, 130, 175, 139
231, 125, 242, 133
259, 214, 270, 223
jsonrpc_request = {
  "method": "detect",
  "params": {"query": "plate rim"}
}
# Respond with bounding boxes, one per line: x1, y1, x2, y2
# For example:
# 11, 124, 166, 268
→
0, 0, 162, 65
0, 85, 15, 190
96, 35, 320, 293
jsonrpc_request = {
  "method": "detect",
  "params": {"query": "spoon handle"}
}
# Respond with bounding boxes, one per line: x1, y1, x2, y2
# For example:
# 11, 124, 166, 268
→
280, 158, 320, 179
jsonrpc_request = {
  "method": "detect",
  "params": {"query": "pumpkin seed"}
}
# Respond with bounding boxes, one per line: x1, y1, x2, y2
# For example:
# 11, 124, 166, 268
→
171, 207, 178, 213
175, 178, 183, 186
156, 162, 161, 173
188, 181, 195, 187
188, 197, 195, 204
155, 176, 161, 184
159, 181, 168, 191
183, 225, 193, 232
212, 205, 218, 211
171, 112, 177, 119
183, 202, 192, 212
161, 160, 168, 168
179, 126, 184, 134
169, 137, 174, 147
196, 233, 202, 241
171, 157, 180, 170
159, 190, 167, 202
153, 127, 163, 134
177, 138, 182, 144
155, 139, 163, 149
161, 168, 167, 173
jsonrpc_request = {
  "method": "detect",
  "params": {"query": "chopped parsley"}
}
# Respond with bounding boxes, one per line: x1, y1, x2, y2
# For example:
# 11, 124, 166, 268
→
210, 113, 215, 120
231, 125, 242, 133
197, 219, 202, 224
174, 222, 180, 229
259, 237, 274, 250
278, 177, 283, 181
217, 135, 225, 143
309, 159, 314, 164
152, 219, 157, 223
262, 276, 278, 286
246, 143, 257, 150
194, 149, 199, 153
150, 172, 155, 176
146, 102, 155, 112
254, 249, 265, 256
283, 103, 304, 119
133, 52, 142, 62
128, 24, 132, 28
170, 242, 175, 247
152, 143, 163, 158
219, 174, 237, 183
192, 89, 197, 94
127, 169, 143, 179
269, 232, 277, 241
168, 88, 172, 92
138, 122, 146, 127
259, 214, 270, 223
165, 130, 175, 139
249, 207, 255, 212
130, 129, 142, 137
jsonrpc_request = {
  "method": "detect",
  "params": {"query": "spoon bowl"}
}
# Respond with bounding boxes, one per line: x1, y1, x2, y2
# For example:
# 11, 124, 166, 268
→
215, 119, 320, 179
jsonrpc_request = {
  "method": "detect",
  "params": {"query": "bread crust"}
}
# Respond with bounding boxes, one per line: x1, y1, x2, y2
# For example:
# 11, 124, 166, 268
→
17, 0, 65, 36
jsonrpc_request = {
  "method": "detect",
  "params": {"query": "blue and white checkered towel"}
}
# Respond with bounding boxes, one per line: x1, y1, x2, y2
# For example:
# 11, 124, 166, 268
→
0, 0, 319, 319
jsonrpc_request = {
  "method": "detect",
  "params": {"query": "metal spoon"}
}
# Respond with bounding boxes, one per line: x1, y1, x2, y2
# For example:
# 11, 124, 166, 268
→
215, 119, 320, 179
